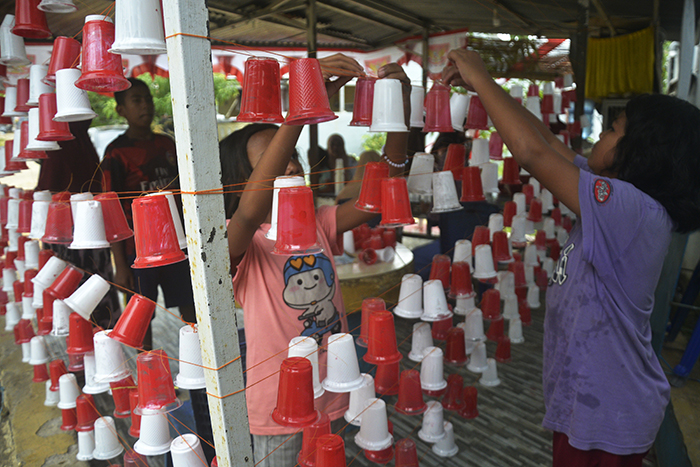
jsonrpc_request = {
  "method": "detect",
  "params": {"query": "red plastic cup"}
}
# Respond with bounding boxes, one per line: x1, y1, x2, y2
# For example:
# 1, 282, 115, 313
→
46, 265, 83, 299
486, 316, 504, 341
395, 438, 419, 467
315, 434, 346, 467
298, 412, 331, 467
135, 349, 182, 415
459, 386, 479, 419
349, 77, 375, 126
42, 195, 73, 245
75, 16, 130, 92
527, 198, 543, 222
431, 316, 452, 341
271, 357, 319, 427
550, 207, 562, 227
381, 229, 396, 248
110, 374, 135, 418
465, 95, 489, 130
364, 310, 402, 365
75, 394, 100, 432
357, 297, 385, 348
423, 83, 453, 133
395, 369, 427, 415
535, 230, 547, 251
0, 290, 7, 305
443, 144, 466, 180
0, 197, 7, 224
17, 235, 28, 259
550, 240, 561, 262
521, 184, 534, 206
272, 186, 322, 255
94, 192, 134, 242
355, 162, 389, 212
131, 195, 186, 268
49, 359, 68, 391
32, 362, 49, 383
109, 294, 156, 348
562, 216, 573, 233
536, 267, 549, 290
444, 327, 468, 365
359, 248, 377, 265
128, 389, 141, 438
461, 166, 485, 202
502, 157, 521, 185
13, 0, 51, 38
492, 231, 512, 263
519, 299, 532, 326
15, 79, 31, 112
17, 199, 32, 233
45, 36, 82, 85
515, 285, 527, 303
0, 97, 10, 124
60, 407, 77, 431
364, 432, 394, 464
367, 235, 384, 250
374, 361, 400, 396
495, 336, 512, 363
380, 178, 414, 227
37, 308, 51, 335
5, 250, 17, 270
503, 201, 517, 227
429, 254, 451, 291
441, 373, 466, 411
41, 290, 55, 326
508, 261, 527, 287
38, 249, 55, 270
449, 261, 474, 299
489, 132, 504, 160
527, 84, 539, 97
7, 141, 29, 171
16, 318, 34, 343
285, 58, 337, 125
18, 120, 48, 160
541, 94, 554, 114
237, 57, 284, 123
37, 93, 74, 142
13, 280, 24, 303
471, 226, 490, 257
66, 313, 94, 355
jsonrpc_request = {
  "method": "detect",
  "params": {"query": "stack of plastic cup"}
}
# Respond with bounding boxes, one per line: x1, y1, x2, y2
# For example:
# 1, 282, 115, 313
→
298, 412, 331, 467
54, 68, 98, 122
421, 280, 452, 322
83, 352, 110, 394
128, 389, 141, 438
175, 324, 207, 390
450, 93, 469, 131
406, 153, 433, 197
131, 195, 186, 267
42, 193, 73, 245
26, 108, 60, 152
272, 357, 319, 427
111, 374, 135, 418
489, 131, 504, 160
408, 322, 432, 362
109, 294, 156, 349
354, 398, 393, 451
423, 83, 453, 133
315, 434, 346, 466
420, 346, 447, 396
431, 170, 462, 213
370, 78, 407, 132
265, 176, 306, 241
409, 86, 425, 128
470, 139, 490, 166
379, 178, 414, 227
0, 15, 31, 67
467, 341, 489, 373
354, 162, 389, 213
432, 422, 459, 457
135, 413, 173, 456
322, 333, 365, 393
287, 336, 324, 398
93, 416, 125, 460
93, 330, 131, 383
441, 373, 465, 412
461, 166, 485, 202
465, 94, 489, 130
75, 16, 130, 92
135, 349, 182, 415
286, 58, 337, 125
449, 261, 474, 300
394, 274, 423, 319
109, 0, 166, 54
344, 373, 375, 426
272, 186, 323, 255
418, 401, 446, 443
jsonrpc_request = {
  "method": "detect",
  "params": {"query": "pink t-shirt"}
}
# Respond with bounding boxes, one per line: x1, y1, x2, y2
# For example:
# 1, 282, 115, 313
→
233, 205, 350, 436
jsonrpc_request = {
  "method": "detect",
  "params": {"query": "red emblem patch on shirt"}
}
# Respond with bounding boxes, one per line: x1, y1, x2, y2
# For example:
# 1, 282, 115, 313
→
594, 179, 611, 204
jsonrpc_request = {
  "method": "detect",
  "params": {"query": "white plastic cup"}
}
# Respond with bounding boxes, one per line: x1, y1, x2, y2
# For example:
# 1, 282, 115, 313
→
64, 274, 110, 321
0, 15, 31, 67
44, 380, 60, 407
11, 130, 22, 163
503, 295, 519, 320
409, 85, 425, 128
343, 229, 355, 255
530, 179, 541, 197
431, 171, 462, 213
14, 259, 26, 283
479, 358, 501, 387
394, 274, 423, 319
344, 373, 375, 426
24, 240, 39, 269
453, 239, 472, 267
57, 373, 80, 409
376, 246, 395, 263
2, 267, 16, 293
26, 108, 61, 151
82, 352, 110, 394
70, 200, 109, 249
463, 308, 485, 341
355, 398, 393, 452
370, 78, 408, 132
69, 192, 93, 225
32, 256, 67, 288
450, 92, 469, 131
76, 430, 95, 461
110, 0, 166, 55
513, 193, 526, 216
523, 244, 539, 267
27, 65, 52, 106
32, 283, 44, 308
50, 300, 71, 336
499, 271, 516, 301
171, 434, 207, 467
488, 214, 504, 240
555, 226, 568, 247
456, 322, 476, 354
408, 322, 433, 362
526, 96, 542, 118
470, 139, 489, 166
527, 284, 541, 308
6, 197, 19, 230
542, 257, 555, 278
21, 341, 31, 362
406, 153, 434, 196
432, 421, 459, 457
480, 161, 499, 194
93, 330, 132, 383
525, 264, 536, 285
38, 0, 78, 14
510, 85, 523, 101
287, 336, 324, 398
53, 68, 98, 122
467, 341, 489, 373
175, 324, 206, 390
543, 217, 556, 241
420, 346, 447, 392
93, 416, 125, 460
473, 245, 497, 280
421, 279, 452, 322
3, 87, 25, 117
509, 317, 525, 344
454, 295, 476, 316
146, 191, 187, 250
322, 333, 365, 393
541, 188, 554, 212
4, 301, 20, 330
418, 400, 446, 443
265, 176, 306, 241
510, 215, 527, 246
21, 294, 34, 319
134, 413, 173, 456
29, 335, 49, 364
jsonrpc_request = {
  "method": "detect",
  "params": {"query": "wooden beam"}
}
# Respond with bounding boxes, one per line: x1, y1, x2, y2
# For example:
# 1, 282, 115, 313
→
590, 0, 617, 36
491, 0, 539, 29
209, 0, 305, 24
342, 0, 430, 29
316, 0, 413, 32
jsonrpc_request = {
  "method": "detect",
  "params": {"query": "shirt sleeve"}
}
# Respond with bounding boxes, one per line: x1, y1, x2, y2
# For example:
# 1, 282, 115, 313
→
316, 205, 343, 256
573, 154, 592, 172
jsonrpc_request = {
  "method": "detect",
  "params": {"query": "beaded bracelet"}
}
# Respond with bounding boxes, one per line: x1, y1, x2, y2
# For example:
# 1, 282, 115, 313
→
382, 153, 408, 168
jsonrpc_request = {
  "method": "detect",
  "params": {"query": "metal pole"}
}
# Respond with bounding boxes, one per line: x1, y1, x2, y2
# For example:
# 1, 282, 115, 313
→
163, 2, 251, 466
571, 0, 589, 152
422, 27, 429, 90
307, 0, 319, 191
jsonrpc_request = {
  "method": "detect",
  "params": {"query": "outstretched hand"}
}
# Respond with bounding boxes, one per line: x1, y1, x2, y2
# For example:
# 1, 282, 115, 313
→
319, 53, 365, 98
442, 49, 490, 91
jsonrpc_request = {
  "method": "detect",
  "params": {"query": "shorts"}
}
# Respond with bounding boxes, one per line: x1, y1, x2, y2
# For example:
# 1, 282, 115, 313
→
128, 253, 194, 308
553, 432, 648, 467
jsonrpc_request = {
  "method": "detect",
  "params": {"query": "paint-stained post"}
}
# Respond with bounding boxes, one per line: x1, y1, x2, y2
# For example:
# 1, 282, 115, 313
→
163, 1, 252, 466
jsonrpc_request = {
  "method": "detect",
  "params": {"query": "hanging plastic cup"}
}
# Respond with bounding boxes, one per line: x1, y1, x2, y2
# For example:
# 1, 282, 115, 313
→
431, 170, 462, 214
110, 374, 135, 418
444, 327, 468, 365
443, 144, 466, 180
42, 193, 73, 245
473, 244, 497, 281
93, 330, 132, 383
83, 351, 110, 394
287, 336, 324, 398
272, 186, 322, 255
66, 312, 94, 355
32, 255, 66, 289
109, 0, 166, 55
432, 421, 459, 457
2, 88, 24, 118
322, 333, 365, 393
75, 16, 131, 93
134, 413, 173, 456
237, 57, 283, 123
94, 191, 133, 242
29, 190, 52, 241
27, 65, 52, 106
489, 132, 504, 160
0, 15, 31, 67
355, 162, 389, 213
502, 157, 521, 185
15, 78, 32, 112
29, 335, 49, 364
465, 94, 489, 130
409, 85, 425, 128
421, 279, 452, 322
46, 264, 83, 299
12, 0, 51, 38
423, 83, 453, 133
44, 380, 59, 407
467, 341, 489, 373
272, 357, 319, 427
57, 372, 81, 409
285, 58, 337, 125
45, 36, 81, 85
175, 324, 206, 390
170, 434, 207, 467
26, 108, 59, 152
450, 261, 474, 299
380, 178, 414, 227
441, 373, 465, 412
349, 77, 375, 126
461, 166, 485, 202
60, 407, 77, 431
69, 199, 110, 249
406, 152, 434, 197
370, 78, 407, 132
17, 198, 32, 233
54, 68, 98, 122
450, 92, 469, 131
131, 195, 186, 268
144, 191, 186, 250
37, 93, 74, 142
93, 416, 124, 460
364, 310, 402, 365
265, 176, 306, 242
128, 389, 141, 438
343, 373, 374, 426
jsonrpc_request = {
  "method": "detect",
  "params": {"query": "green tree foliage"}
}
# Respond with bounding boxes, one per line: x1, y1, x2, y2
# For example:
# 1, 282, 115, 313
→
361, 132, 386, 152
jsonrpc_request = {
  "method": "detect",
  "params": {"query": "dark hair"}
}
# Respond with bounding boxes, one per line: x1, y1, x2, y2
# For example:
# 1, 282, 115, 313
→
219, 123, 279, 218
611, 94, 700, 233
114, 78, 150, 106
431, 132, 466, 155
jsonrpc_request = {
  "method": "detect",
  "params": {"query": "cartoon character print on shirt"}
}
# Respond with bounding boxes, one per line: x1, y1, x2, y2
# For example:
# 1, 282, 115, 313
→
550, 243, 575, 286
283, 253, 341, 345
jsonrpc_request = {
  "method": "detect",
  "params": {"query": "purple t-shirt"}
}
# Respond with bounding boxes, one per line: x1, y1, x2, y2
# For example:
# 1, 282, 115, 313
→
542, 155, 671, 454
